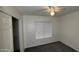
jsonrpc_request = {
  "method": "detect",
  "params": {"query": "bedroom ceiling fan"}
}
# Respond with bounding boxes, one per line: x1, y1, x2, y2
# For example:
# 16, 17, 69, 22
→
38, 6, 65, 16
47, 6, 65, 16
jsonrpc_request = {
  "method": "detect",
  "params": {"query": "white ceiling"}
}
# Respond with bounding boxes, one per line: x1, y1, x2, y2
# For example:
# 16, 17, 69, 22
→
15, 6, 79, 16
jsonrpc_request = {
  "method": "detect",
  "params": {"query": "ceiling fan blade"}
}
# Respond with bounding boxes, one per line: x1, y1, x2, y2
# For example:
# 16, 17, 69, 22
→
55, 7, 65, 13
33, 9, 49, 13
55, 9, 64, 12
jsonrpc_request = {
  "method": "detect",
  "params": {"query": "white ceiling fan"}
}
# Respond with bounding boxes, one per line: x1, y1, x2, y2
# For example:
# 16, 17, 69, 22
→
46, 6, 65, 16
38, 6, 65, 16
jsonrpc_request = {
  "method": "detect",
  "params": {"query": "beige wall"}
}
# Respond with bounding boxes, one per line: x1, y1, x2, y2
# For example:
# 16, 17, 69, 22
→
0, 6, 24, 52
60, 10, 79, 51
23, 15, 59, 48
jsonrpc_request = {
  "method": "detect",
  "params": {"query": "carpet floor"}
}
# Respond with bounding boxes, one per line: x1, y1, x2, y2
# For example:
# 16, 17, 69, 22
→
24, 41, 77, 52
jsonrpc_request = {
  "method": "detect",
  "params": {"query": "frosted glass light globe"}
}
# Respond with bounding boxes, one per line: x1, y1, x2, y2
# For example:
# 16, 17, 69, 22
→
50, 12, 55, 16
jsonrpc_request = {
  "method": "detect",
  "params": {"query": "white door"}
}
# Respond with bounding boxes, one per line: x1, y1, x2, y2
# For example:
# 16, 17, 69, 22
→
0, 12, 13, 52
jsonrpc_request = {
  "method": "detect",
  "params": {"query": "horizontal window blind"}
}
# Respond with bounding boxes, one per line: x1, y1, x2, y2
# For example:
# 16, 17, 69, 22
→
35, 21, 53, 39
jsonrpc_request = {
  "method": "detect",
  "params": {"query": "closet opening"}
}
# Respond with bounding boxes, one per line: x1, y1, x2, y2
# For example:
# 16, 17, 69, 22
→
12, 17, 20, 52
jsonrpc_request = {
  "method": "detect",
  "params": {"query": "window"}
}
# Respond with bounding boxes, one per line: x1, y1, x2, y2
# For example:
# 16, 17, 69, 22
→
35, 21, 53, 39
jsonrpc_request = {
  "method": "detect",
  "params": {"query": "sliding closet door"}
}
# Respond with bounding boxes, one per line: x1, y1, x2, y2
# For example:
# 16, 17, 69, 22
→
0, 12, 13, 52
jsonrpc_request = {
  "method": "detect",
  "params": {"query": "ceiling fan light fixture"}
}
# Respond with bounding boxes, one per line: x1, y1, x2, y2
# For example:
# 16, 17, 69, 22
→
50, 12, 55, 16
48, 6, 55, 16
